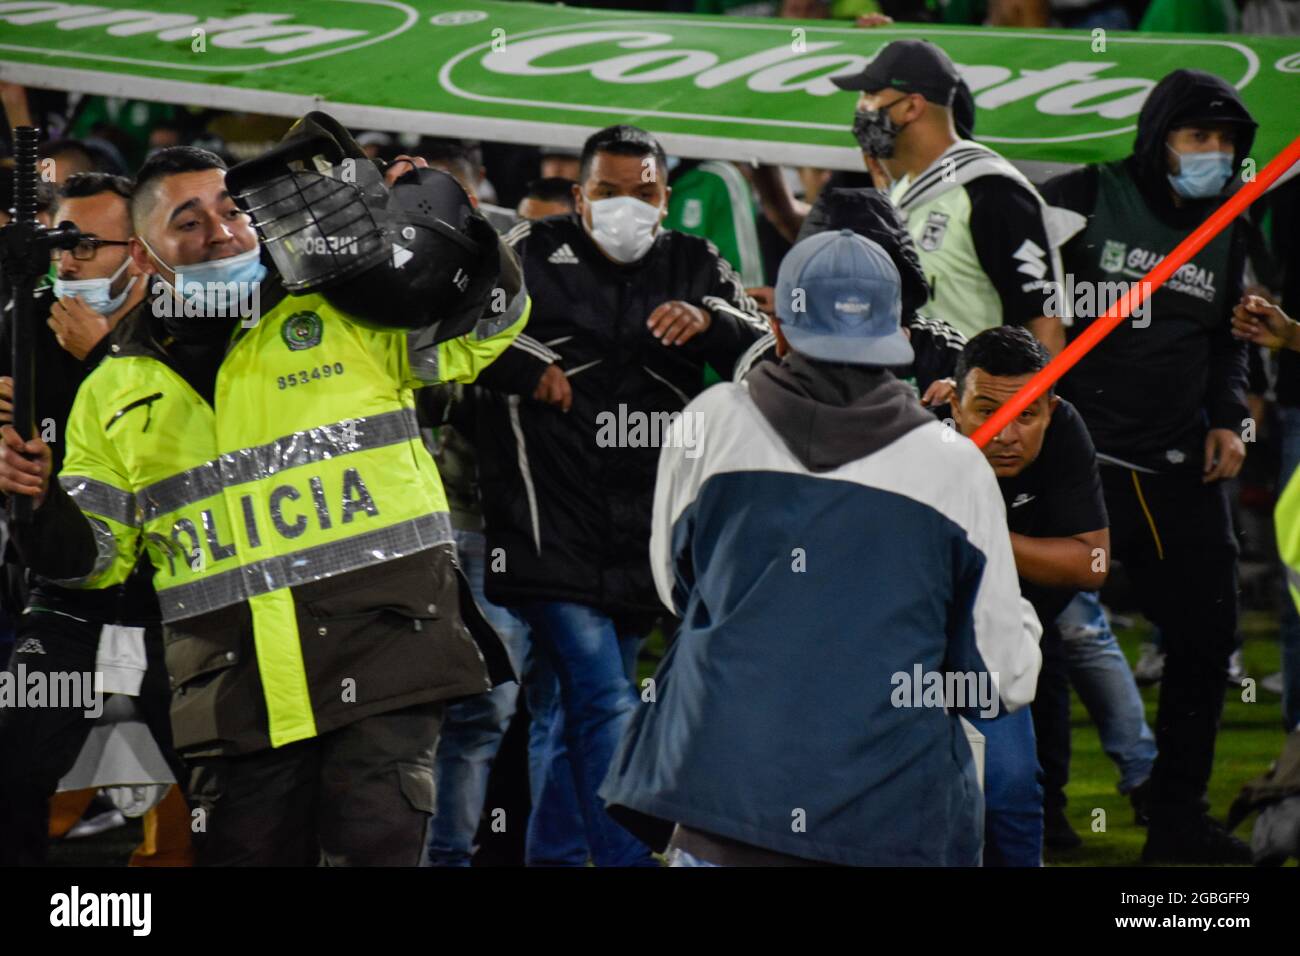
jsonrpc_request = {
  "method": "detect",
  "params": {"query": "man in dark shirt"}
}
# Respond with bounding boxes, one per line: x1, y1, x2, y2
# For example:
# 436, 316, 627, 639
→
935, 325, 1107, 863
949, 327, 1109, 860
1040, 69, 1254, 863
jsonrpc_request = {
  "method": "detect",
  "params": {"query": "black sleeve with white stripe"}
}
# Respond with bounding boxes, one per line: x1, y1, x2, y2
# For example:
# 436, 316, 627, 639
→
966, 175, 1055, 328
907, 314, 966, 393
473, 333, 559, 397
695, 240, 770, 379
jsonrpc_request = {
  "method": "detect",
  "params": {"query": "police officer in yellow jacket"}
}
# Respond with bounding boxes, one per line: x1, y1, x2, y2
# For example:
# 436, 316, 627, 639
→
0, 143, 527, 866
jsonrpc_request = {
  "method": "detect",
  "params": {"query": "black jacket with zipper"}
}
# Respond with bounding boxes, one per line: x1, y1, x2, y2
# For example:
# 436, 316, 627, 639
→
1039, 69, 1254, 474
0, 284, 160, 627
477, 214, 769, 616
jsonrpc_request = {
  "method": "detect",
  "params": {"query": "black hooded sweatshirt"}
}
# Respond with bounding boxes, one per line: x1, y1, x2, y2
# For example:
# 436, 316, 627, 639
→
1040, 69, 1254, 474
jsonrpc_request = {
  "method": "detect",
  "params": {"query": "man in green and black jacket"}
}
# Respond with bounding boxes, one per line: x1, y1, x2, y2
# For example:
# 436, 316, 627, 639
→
1040, 68, 1256, 864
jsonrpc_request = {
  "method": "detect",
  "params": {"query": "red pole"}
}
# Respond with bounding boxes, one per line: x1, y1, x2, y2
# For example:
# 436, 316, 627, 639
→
971, 134, 1300, 449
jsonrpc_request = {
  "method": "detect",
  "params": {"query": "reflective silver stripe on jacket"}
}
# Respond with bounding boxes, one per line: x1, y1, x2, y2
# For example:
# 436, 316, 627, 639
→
407, 330, 440, 382
46, 516, 120, 586
154, 511, 454, 622
1288, 565, 1300, 597
473, 285, 527, 340
60, 475, 139, 527
137, 408, 420, 522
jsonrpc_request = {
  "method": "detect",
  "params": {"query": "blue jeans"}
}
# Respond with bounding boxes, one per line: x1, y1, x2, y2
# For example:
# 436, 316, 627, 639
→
523, 652, 589, 865
1278, 406, 1300, 732
425, 530, 532, 867
517, 601, 654, 867
524, 628, 642, 865
971, 705, 1043, 867
1057, 590, 1158, 793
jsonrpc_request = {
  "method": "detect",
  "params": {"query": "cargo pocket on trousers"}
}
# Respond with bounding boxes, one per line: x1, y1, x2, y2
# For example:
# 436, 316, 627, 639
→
164, 632, 247, 752
398, 761, 437, 814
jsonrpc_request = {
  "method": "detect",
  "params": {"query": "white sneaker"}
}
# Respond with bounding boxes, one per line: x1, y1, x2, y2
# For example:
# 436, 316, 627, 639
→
65, 804, 126, 840
1226, 649, 1249, 687
1133, 642, 1165, 686
1261, 672, 1285, 696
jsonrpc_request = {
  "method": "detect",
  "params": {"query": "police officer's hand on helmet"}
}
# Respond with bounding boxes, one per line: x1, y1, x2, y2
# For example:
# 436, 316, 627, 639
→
383, 154, 429, 187
0, 425, 52, 507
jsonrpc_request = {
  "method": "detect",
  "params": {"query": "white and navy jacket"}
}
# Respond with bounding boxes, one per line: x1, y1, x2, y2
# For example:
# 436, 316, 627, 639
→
601, 358, 1042, 866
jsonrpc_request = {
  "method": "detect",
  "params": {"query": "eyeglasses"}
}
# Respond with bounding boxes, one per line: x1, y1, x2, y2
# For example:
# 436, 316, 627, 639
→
51, 237, 131, 262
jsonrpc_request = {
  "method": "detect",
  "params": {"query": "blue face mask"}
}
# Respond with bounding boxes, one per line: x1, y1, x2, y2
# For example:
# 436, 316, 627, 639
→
54, 257, 137, 316
141, 240, 267, 316
1167, 146, 1234, 200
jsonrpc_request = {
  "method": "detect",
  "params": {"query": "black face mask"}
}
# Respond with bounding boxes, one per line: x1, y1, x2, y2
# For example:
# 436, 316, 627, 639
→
852, 97, 910, 159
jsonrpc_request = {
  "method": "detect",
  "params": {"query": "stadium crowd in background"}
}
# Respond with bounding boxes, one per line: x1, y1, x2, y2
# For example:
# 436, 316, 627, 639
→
1, 0, 1299, 869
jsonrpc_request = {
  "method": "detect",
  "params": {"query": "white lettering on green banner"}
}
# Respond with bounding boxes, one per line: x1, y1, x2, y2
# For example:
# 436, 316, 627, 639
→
0, 0, 1294, 168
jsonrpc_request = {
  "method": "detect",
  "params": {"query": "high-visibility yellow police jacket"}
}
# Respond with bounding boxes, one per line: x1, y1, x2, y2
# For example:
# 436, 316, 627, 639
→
50, 270, 527, 755
1279, 466, 1300, 619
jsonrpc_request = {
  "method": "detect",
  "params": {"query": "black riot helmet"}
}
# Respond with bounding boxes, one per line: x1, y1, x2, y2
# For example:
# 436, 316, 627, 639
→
225, 111, 500, 339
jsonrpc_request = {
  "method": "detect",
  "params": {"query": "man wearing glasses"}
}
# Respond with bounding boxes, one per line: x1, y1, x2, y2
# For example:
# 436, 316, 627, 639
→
0, 172, 179, 866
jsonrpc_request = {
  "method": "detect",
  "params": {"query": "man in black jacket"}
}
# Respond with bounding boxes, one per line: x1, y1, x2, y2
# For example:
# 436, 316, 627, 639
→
477, 125, 768, 866
1040, 69, 1255, 863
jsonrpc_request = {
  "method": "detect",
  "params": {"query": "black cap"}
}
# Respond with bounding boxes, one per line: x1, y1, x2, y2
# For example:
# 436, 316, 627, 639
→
831, 39, 961, 106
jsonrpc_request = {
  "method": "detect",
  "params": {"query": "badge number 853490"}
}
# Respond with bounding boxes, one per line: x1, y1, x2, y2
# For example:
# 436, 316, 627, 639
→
279, 362, 345, 389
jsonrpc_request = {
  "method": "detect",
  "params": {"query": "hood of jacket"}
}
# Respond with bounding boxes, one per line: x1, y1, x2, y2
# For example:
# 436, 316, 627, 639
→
1127, 69, 1257, 223
745, 351, 934, 473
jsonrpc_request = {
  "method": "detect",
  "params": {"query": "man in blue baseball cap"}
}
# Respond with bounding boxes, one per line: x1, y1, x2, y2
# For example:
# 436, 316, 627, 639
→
600, 230, 1042, 865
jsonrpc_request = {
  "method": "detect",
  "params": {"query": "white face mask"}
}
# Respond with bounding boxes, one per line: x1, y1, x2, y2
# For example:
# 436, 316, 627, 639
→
53, 256, 137, 316
585, 196, 662, 264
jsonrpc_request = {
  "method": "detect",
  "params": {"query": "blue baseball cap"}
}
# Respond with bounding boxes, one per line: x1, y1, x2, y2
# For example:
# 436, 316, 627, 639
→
774, 229, 912, 367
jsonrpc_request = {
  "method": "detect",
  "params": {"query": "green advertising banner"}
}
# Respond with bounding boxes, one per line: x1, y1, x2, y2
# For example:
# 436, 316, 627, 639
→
0, 0, 1297, 170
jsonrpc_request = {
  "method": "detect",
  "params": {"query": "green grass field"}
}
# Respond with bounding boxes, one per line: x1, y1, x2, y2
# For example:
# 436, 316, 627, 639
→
1048, 609, 1290, 867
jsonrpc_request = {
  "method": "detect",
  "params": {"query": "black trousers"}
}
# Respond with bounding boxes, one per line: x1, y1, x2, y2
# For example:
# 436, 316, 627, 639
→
1101, 466, 1239, 820
0, 611, 179, 866
185, 702, 444, 866
1032, 621, 1071, 816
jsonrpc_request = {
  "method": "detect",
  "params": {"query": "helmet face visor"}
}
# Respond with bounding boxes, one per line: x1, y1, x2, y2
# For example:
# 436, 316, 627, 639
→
229, 116, 501, 335
232, 152, 391, 294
